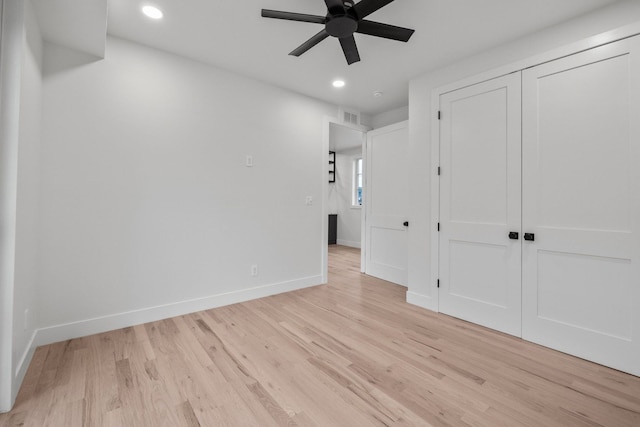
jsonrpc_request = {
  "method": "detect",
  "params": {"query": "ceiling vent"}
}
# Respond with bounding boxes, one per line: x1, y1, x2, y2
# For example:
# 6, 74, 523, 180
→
340, 108, 360, 125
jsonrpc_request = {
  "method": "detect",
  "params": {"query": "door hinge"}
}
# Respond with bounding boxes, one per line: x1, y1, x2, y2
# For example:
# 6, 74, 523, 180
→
437, 110, 441, 120
437, 279, 440, 288
437, 222, 440, 232
437, 166, 441, 176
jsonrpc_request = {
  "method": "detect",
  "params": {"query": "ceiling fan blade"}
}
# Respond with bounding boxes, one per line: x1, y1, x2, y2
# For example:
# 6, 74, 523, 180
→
261, 9, 326, 25
290, 29, 330, 57
339, 35, 361, 65
356, 20, 414, 42
353, 0, 395, 19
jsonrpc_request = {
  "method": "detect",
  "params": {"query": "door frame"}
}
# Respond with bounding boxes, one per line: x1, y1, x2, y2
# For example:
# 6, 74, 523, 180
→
0, 0, 9, 413
429, 24, 640, 314
321, 117, 369, 282
0, 0, 24, 412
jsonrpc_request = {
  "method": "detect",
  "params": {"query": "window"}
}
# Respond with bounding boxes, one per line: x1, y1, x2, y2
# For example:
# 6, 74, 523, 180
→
352, 157, 363, 207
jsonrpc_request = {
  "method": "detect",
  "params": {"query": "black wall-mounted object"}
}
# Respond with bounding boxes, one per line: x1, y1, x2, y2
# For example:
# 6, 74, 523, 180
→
403, 221, 409, 227
329, 151, 336, 183
328, 214, 337, 244
261, 0, 415, 65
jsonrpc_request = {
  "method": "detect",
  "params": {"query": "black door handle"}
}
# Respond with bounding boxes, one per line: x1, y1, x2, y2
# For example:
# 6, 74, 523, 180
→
508, 232, 519, 240
403, 221, 409, 227
524, 233, 535, 241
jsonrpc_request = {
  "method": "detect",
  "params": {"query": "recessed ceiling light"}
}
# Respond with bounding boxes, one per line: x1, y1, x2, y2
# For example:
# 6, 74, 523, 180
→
332, 80, 346, 88
142, 5, 163, 20
373, 91, 384, 98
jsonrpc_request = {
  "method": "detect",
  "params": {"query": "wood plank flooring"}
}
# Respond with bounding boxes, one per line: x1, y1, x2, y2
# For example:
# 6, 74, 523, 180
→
2, 245, 640, 426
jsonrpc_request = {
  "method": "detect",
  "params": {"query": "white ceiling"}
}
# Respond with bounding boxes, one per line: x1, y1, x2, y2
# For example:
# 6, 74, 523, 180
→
36, 0, 622, 115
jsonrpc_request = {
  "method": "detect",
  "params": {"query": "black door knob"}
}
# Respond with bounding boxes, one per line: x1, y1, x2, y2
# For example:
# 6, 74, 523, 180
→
524, 233, 535, 241
403, 221, 409, 227
508, 232, 519, 240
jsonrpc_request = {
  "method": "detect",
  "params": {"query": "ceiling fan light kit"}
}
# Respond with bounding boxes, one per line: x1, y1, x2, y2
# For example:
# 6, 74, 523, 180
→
261, 0, 415, 65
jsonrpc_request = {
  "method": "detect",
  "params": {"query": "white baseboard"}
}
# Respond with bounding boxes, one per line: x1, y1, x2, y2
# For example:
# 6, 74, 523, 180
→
406, 291, 438, 312
336, 239, 361, 248
13, 330, 37, 402
35, 275, 323, 347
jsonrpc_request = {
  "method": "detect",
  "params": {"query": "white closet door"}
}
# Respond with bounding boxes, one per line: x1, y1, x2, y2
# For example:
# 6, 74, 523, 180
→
522, 36, 640, 375
439, 73, 522, 336
365, 122, 409, 286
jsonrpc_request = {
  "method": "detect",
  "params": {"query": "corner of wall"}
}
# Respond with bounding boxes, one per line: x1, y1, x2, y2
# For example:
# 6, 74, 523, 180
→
12, 330, 36, 403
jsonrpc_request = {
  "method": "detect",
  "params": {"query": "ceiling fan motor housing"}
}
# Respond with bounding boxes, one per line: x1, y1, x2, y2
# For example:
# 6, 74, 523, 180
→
325, 12, 359, 38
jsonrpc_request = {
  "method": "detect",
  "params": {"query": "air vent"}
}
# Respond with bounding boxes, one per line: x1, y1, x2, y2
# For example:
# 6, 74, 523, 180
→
339, 107, 360, 125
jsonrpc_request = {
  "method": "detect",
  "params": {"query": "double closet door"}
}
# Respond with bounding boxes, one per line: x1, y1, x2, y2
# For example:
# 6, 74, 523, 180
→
438, 36, 640, 375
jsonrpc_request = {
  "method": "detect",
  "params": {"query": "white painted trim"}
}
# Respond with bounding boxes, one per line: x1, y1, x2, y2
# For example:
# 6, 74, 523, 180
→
13, 330, 36, 402
322, 117, 330, 284
0, 0, 9, 411
336, 239, 361, 249
35, 275, 323, 347
360, 133, 367, 273
407, 291, 438, 312
426, 22, 640, 318
429, 90, 441, 313
0, 0, 24, 413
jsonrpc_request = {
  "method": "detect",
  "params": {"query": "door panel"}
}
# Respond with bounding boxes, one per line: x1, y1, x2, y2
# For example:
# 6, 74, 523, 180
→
522, 36, 640, 375
439, 73, 522, 336
449, 241, 509, 307
536, 250, 632, 339
365, 122, 408, 286
535, 55, 631, 232
449, 88, 509, 225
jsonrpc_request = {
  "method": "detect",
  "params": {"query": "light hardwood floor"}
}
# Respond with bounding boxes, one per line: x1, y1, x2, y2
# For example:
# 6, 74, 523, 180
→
2, 245, 640, 426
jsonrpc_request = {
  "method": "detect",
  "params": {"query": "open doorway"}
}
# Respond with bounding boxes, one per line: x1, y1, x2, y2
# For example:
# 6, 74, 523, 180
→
324, 120, 367, 280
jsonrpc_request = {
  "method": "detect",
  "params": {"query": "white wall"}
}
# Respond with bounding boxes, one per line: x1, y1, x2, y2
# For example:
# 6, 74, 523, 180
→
12, 0, 42, 398
407, 0, 640, 310
334, 148, 362, 248
36, 36, 336, 344
372, 106, 408, 129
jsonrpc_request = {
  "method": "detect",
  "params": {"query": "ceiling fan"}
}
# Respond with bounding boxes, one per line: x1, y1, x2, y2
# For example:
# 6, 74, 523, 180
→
261, 0, 415, 65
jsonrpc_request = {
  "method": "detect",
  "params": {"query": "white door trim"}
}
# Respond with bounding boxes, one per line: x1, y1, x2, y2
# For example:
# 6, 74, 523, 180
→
429, 89, 441, 311
322, 117, 369, 282
0, 0, 25, 412
360, 133, 367, 272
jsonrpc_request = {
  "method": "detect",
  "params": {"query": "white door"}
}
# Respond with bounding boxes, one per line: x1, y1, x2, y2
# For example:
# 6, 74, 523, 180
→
364, 121, 409, 286
522, 36, 640, 375
439, 73, 522, 336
